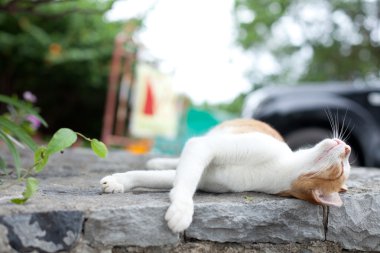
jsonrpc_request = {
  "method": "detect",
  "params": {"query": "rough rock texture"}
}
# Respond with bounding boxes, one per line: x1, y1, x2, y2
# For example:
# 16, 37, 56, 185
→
71, 238, 112, 253
327, 168, 380, 251
0, 148, 380, 252
0, 224, 13, 253
0, 211, 83, 253
85, 205, 179, 247
115, 240, 342, 253
187, 196, 324, 243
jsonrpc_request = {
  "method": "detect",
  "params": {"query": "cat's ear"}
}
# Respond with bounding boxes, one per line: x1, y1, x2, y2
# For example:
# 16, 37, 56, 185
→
311, 189, 343, 207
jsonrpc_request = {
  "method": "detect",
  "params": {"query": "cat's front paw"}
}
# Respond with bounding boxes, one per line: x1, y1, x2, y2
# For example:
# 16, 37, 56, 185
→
100, 175, 124, 193
165, 198, 194, 233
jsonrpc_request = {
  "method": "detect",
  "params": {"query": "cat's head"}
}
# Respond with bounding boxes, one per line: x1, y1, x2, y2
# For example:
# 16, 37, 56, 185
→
282, 138, 351, 207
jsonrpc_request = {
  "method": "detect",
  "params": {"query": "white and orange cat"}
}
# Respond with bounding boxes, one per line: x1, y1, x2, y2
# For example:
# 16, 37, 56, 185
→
100, 119, 351, 233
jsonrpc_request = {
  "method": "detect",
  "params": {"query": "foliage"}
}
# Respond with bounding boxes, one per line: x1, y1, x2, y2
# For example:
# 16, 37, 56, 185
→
199, 93, 246, 115
0, 0, 115, 17
0, 92, 46, 135
0, 0, 124, 137
0, 93, 45, 177
0, 94, 108, 204
214, 94, 246, 114
234, 0, 380, 85
11, 177, 39, 204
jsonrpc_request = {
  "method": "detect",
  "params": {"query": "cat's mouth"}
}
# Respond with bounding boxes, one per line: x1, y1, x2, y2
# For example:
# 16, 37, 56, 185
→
317, 140, 350, 163
330, 139, 351, 157
316, 143, 341, 162
326, 139, 347, 154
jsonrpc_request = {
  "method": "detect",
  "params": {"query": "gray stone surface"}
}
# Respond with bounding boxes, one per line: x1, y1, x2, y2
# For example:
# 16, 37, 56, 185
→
71, 238, 112, 253
327, 168, 380, 251
187, 195, 325, 243
1, 148, 380, 252
0, 211, 83, 253
0, 224, 13, 253
85, 205, 179, 247
115, 240, 342, 253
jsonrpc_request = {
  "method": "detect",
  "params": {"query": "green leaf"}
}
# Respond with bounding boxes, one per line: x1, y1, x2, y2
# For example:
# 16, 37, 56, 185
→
0, 156, 6, 173
244, 196, 254, 203
0, 116, 38, 151
0, 94, 48, 127
10, 198, 27, 205
0, 129, 21, 178
90, 139, 108, 158
34, 146, 49, 173
23, 177, 39, 199
46, 128, 77, 155
20, 20, 50, 46
11, 177, 39, 204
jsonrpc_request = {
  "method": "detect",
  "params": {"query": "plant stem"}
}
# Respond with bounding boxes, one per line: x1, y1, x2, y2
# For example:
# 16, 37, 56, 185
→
75, 132, 92, 142
0, 160, 39, 190
20, 162, 39, 181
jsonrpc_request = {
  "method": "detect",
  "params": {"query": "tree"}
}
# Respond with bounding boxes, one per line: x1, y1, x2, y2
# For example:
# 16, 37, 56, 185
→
0, 0, 123, 136
234, 0, 380, 86
0, 0, 113, 17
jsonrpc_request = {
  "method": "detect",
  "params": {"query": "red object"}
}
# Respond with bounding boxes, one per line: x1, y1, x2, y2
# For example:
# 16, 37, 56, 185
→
143, 79, 155, 115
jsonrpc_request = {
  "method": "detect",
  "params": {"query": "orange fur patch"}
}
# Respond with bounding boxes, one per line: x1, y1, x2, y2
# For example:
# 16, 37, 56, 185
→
214, 119, 284, 142
279, 163, 346, 205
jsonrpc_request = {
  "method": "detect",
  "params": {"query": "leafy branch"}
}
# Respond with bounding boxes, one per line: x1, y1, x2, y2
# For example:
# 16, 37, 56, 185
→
9, 128, 108, 204
0, 0, 116, 18
0, 94, 108, 204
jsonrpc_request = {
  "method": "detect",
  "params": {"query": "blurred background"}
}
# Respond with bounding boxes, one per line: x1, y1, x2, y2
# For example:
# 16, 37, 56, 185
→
0, 0, 379, 157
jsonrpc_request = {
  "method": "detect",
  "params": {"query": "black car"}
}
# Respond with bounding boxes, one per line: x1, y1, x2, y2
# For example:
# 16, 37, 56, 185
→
242, 83, 380, 167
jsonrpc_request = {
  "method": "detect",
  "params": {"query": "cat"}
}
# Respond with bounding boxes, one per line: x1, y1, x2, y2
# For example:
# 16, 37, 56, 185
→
100, 119, 351, 233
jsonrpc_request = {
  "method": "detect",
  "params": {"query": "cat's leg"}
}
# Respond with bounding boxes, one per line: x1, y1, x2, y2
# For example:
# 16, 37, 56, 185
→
100, 170, 175, 193
146, 158, 180, 170
165, 137, 214, 233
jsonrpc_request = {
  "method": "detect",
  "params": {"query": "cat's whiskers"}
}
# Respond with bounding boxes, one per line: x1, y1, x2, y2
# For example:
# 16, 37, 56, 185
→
341, 120, 354, 143
338, 109, 348, 140
325, 109, 337, 139
325, 108, 355, 166
325, 109, 353, 142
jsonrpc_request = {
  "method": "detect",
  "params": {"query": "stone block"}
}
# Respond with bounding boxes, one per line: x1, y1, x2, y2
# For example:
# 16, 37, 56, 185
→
0, 224, 13, 253
327, 193, 380, 251
327, 168, 380, 251
0, 211, 83, 253
84, 205, 179, 247
186, 194, 325, 243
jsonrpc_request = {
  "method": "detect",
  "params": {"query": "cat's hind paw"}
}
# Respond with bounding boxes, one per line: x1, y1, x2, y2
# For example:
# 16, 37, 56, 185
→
165, 199, 194, 233
100, 175, 124, 193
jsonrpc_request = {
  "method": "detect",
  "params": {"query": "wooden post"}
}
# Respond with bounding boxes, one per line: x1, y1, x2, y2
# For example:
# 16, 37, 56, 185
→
101, 32, 136, 147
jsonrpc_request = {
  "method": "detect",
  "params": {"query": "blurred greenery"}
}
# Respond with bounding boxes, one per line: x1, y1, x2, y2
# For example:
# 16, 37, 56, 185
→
200, 94, 246, 115
2, 0, 378, 135
234, 0, 380, 85
0, 0, 123, 137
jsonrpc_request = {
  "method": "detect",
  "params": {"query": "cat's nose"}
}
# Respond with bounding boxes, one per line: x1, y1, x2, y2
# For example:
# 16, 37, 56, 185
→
344, 145, 351, 155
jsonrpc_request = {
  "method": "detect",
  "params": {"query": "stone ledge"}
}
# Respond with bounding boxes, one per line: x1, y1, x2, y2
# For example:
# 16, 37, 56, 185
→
0, 148, 379, 252
187, 196, 325, 243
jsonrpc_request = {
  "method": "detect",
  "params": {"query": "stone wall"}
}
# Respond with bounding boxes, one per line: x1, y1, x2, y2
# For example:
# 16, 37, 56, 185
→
0, 148, 379, 252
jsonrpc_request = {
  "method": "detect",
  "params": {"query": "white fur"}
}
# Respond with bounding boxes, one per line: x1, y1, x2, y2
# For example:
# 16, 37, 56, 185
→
146, 158, 179, 170
100, 131, 350, 233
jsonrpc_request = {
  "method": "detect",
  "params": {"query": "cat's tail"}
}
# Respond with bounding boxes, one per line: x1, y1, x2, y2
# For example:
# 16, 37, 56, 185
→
146, 158, 179, 170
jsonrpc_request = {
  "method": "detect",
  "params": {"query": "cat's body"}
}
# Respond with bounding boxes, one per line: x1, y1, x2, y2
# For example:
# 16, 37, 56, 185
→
101, 119, 351, 233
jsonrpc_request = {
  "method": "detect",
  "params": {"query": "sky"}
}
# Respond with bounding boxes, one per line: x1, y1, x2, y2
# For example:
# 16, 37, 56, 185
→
106, 0, 252, 105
